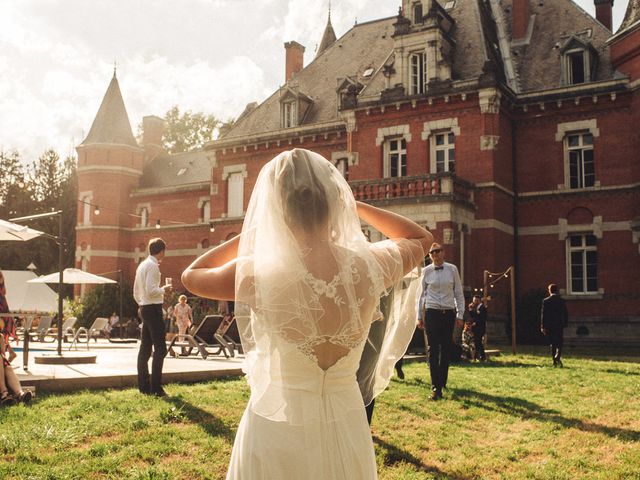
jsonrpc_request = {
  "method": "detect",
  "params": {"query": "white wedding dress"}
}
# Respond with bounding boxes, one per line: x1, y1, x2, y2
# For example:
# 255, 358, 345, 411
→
226, 149, 423, 480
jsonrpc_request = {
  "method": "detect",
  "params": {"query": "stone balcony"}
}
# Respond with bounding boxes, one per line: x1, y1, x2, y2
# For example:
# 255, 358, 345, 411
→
348, 173, 474, 207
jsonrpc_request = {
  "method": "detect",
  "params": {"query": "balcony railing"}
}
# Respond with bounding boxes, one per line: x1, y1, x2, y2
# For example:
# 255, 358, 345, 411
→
349, 173, 473, 204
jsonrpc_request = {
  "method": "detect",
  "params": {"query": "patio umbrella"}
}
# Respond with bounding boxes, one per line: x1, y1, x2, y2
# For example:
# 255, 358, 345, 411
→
0, 219, 44, 241
28, 268, 117, 284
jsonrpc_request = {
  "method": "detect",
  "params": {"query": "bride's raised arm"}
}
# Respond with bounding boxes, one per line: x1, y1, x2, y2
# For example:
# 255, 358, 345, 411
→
356, 201, 433, 277
181, 234, 241, 301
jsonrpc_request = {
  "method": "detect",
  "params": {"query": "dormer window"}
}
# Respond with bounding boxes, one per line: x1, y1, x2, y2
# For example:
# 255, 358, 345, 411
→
282, 101, 297, 128
566, 49, 587, 84
559, 37, 598, 86
279, 85, 312, 129
409, 52, 427, 95
413, 2, 423, 23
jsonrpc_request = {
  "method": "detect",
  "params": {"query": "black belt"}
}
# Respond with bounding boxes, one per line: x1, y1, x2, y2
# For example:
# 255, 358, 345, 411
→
426, 308, 455, 314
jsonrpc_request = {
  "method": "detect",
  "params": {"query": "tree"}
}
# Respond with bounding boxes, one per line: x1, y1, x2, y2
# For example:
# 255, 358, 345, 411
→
162, 106, 219, 153
0, 149, 77, 278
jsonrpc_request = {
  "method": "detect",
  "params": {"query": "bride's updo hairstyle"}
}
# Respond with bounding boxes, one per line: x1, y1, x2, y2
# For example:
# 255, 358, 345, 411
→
277, 149, 331, 234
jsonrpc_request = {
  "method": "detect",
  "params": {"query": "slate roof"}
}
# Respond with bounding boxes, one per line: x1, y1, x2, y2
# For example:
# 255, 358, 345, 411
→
222, 16, 398, 140
220, 0, 620, 142
80, 74, 139, 148
501, 0, 615, 92
139, 150, 212, 189
317, 13, 337, 57
618, 0, 640, 33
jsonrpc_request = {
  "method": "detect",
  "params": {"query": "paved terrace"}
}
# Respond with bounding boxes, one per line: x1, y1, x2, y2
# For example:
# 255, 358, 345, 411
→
13, 339, 245, 394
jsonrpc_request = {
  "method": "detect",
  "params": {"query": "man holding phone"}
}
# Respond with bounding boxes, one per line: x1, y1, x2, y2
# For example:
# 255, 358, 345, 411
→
134, 238, 172, 397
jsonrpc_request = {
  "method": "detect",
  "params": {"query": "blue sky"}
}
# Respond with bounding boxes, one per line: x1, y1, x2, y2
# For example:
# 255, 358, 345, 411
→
0, 0, 628, 163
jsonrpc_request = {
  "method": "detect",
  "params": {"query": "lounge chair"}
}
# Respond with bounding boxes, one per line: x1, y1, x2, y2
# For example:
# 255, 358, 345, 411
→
68, 317, 109, 350
41, 316, 78, 343
166, 315, 233, 359
28, 316, 53, 342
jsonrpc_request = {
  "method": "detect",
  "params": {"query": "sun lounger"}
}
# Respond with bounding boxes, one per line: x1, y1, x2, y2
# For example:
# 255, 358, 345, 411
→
68, 317, 109, 350
166, 315, 233, 359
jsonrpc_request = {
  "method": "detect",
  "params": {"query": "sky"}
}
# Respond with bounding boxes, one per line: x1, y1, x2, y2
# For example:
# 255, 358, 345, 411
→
0, 0, 629, 164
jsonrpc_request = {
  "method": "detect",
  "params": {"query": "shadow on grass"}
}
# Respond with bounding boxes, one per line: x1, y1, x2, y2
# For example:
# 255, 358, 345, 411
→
373, 436, 474, 480
163, 396, 236, 442
452, 388, 640, 442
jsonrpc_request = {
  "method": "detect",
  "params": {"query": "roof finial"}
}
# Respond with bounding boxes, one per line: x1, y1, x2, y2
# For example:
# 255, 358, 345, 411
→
328, 0, 331, 20
113, 60, 117, 78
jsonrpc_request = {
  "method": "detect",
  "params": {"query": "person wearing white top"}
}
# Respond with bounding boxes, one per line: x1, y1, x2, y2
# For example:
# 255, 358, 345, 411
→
417, 243, 465, 400
134, 238, 171, 397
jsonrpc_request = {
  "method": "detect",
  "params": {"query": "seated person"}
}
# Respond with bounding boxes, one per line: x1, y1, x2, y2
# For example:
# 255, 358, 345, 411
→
461, 320, 475, 361
0, 317, 32, 405
104, 312, 120, 338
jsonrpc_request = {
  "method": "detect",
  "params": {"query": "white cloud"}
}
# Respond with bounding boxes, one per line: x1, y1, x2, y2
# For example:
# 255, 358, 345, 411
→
0, 0, 631, 164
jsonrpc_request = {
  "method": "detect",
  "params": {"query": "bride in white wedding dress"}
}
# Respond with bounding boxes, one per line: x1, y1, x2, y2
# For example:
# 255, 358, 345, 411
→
182, 148, 432, 479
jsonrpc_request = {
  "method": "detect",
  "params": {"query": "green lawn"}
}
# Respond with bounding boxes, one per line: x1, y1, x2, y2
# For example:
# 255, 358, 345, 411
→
1, 347, 639, 479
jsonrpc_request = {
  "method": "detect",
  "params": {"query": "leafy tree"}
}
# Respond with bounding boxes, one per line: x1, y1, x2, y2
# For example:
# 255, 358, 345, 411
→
76, 283, 138, 328
0, 149, 77, 280
162, 105, 219, 153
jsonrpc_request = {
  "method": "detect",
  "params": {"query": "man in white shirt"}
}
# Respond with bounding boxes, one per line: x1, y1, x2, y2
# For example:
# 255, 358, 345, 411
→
417, 243, 465, 400
134, 238, 171, 397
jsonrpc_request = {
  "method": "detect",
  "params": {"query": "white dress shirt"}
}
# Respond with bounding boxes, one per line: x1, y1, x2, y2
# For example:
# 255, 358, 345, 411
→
417, 262, 465, 321
133, 255, 165, 306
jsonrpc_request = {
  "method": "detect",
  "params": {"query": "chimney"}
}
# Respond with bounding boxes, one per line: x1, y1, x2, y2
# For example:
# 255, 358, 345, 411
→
594, 0, 613, 30
284, 41, 305, 82
512, 0, 531, 40
142, 115, 165, 146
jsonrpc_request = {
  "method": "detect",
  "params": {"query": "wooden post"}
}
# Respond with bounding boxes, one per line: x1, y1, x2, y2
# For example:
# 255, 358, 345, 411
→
510, 265, 517, 354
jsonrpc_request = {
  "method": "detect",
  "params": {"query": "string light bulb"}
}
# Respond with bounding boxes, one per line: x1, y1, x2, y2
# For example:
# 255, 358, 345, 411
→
209, 222, 215, 233
155, 219, 161, 229
94, 205, 100, 215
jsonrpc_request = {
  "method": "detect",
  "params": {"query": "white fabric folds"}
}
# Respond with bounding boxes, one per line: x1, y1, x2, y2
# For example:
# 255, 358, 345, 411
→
228, 148, 423, 479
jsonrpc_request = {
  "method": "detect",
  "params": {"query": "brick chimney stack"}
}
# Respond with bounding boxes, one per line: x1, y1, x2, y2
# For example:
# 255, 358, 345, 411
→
284, 41, 305, 82
142, 115, 165, 146
594, 0, 613, 30
512, 0, 531, 39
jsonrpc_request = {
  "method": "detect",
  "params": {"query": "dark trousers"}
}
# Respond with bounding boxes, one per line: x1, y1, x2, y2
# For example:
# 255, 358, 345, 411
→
472, 329, 486, 360
365, 399, 375, 425
137, 304, 167, 392
548, 329, 564, 364
425, 309, 456, 392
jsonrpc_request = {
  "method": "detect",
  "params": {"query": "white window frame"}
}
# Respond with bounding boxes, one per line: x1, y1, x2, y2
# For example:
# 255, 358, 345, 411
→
565, 132, 595, 189
412, 2, 423, 23
198, 197, 211, 223
564, 48, 590, 85
139, 207, 149, 228
82, 195, 92, 226
566, 233, 598, 295
384, 136, 407, 178
333, 157, 349, 179
282, 101, 297, 128
432, 131, 456, 174
409, 51, 427, 95
222, 164, 248, 218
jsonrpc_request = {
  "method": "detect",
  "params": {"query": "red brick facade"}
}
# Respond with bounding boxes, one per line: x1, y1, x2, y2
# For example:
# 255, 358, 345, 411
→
76, 2, 640, 345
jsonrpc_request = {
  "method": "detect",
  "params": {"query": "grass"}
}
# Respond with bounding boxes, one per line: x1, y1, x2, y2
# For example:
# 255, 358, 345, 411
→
1, 346, 639, 479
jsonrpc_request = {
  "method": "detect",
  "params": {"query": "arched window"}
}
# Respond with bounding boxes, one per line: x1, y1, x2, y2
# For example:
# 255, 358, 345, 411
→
201, 201, 211, 222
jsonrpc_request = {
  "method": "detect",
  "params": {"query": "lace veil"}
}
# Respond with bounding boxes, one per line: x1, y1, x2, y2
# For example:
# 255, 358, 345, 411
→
235, 148, 423, 417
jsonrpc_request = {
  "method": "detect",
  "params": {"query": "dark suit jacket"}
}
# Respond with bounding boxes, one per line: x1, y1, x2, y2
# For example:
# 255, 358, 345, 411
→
469, 303, 487, 336
541, 294, 569, 332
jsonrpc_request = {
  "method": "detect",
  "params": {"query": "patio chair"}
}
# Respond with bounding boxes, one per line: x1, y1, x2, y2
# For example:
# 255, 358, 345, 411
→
41, 316, 78, 343
28, 316, 53, 342
68, 317, 109, 350
166, 315, 232, 360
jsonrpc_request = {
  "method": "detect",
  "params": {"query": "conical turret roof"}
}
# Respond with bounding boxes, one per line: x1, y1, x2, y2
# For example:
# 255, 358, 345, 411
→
81, 73, 138, 147
317, 10, 337, 57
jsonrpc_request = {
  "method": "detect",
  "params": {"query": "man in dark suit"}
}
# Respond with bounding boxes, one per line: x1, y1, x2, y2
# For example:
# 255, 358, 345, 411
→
468, 295, 487, 361
540, 283, 569, 367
